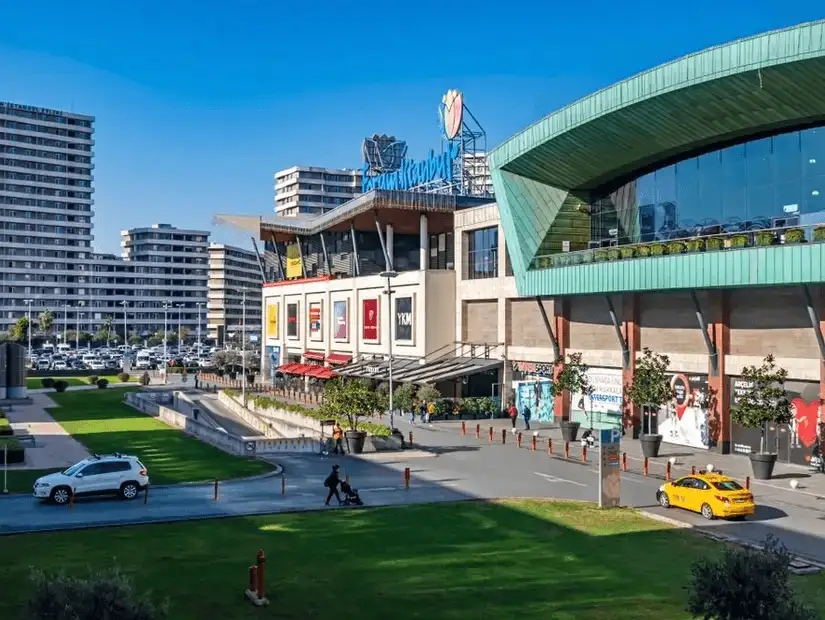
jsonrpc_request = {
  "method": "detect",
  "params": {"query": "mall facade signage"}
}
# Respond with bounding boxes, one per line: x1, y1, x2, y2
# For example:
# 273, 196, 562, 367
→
361, 142, 460, 192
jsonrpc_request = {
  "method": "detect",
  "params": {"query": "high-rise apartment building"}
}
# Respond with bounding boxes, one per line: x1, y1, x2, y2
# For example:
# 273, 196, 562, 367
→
207, 244, 262, 344
274, 166, 361, 217
462, 152, 494, 197
0, 101, 95, 334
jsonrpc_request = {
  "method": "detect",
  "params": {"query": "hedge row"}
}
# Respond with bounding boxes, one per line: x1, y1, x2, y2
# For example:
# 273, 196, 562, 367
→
0, 416, 11, 436
225, 389, 391, 438
0, 437, 25, 463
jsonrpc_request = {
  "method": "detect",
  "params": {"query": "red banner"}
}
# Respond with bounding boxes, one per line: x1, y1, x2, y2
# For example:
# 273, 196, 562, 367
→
362, 298, 379, 341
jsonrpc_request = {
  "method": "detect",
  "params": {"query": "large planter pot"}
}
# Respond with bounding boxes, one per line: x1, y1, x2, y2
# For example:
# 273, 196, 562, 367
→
640, 434, 662, 458
749, 452, 777, 480
345, 430, 367, 455
560, 421, 580, 442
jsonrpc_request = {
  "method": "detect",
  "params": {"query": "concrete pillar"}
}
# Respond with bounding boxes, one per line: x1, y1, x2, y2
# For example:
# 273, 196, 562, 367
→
419, 214, 428, 270
385, 224, 394, 271
621, 294, 641, 428
552, 298, 570, 421
708, 291, 731, 454
819, 287, 825, 428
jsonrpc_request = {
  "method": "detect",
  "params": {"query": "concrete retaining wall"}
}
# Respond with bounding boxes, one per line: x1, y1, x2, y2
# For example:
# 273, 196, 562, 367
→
219, 391, 323, 439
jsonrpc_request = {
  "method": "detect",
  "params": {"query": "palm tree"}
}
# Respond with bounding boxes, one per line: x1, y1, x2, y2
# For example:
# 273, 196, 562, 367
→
38, 310, 54, 345
103, 315, 114, 348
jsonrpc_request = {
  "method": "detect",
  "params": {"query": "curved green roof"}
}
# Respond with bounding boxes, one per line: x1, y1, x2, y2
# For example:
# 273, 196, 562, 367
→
491, 20, 825, 284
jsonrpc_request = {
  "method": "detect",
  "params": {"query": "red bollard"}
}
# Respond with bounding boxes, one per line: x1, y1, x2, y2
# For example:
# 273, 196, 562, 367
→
281, 476, 286, 496
564, 441, 570, 458
745, 476, 750, 490
408, 431, 413, 447
531, 435, 537, 452
581, 445, 587, 462
249, 565, 258, 593
461, 421, 466, 436
256, 550, 266, 599
547, 438, 553, 455
488, 427, 493, 443
475, 423, 480, 439
621, 452, 627, 471
691, 465, 696, 475
404, 467, 411, 489
501, 428, 507, 444
517, 432, 522, 448
643, 457, 649, 476
214, 478, 219, 501
666, 461, 672, 482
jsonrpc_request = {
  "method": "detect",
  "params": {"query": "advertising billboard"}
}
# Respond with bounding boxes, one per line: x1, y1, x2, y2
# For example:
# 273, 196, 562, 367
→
286, 302, 299, 338
514, 380, 554, 423
362, 298, 379, 341
333, 300, 348, 341
571, 367, 623, 431
285, 244, 303, 279
266, 303, 279, 339
730, 378, 820, 466
395, 296, 413, 342
308, 302, 322, 341
657, 373, 710, 450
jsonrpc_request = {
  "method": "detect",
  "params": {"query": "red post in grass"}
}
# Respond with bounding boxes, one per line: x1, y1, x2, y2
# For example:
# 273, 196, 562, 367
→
461, 421, 466, 436
249, 565, 258, 593
643, 458, 649, 476
564, 441, 569, 458
517, 432, 522, 448
501, 428, 507, 444
547, 438, 553, 455
256, 550, 266, 599
581, 445, 587, 462
531, 435, 537, 452
666, 462, 671, 482
475, 423, 480, 439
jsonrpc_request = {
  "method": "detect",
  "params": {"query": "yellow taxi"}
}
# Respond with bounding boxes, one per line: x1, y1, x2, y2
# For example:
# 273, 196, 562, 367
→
656, 472, 755, 520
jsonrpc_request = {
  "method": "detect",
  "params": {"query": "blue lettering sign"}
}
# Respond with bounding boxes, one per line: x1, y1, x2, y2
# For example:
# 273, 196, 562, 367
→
362, 142, 460, 193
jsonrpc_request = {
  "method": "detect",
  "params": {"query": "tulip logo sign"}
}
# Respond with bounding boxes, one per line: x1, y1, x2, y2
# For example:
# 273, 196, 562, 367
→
441, 89, 463, 140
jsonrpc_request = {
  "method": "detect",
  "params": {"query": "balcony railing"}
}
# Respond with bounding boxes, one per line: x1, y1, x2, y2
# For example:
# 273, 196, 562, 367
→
530, 223, 825, 270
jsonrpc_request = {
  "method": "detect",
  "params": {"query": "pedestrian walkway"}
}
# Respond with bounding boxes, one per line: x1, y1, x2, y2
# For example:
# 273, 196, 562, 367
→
27, 381, 135, 394
3, 393, 90, 469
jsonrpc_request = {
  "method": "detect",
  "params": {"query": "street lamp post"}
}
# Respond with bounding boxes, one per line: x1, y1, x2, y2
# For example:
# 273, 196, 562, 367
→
176, 304, 184, 354
380, 270, 398, 429
120, 300, 128, 347
241, 289, 247, 404
162, 300, 170, 364
63, 303, 69, 345
24, 299, 33, 359
75, 302, 82, 351
195, 302, 204, 360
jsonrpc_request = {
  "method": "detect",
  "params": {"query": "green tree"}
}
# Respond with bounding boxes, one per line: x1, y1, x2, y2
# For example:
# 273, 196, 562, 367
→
392, 383, 416, 413
10, 316, 29, 343
416, 383, 440, 405
38, 310, 54, 343
731, 354, 791, 454
179, 327, 191, 343
321, 378, 379, 432
625, 348, 673, 435
128, 335, 142, 345
687, 535, 816, 620
102, 315, 114, 347
549, 352, 592, 419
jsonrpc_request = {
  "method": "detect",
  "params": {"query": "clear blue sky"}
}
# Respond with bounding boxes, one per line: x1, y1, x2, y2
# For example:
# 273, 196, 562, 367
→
0, 1, 821, 254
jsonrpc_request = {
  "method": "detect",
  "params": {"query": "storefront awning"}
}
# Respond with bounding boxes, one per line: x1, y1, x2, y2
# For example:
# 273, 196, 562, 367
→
305, 366, 338, 380
304, 351, 325, 362
327, 353, 353, 365
337, 355, 501, 384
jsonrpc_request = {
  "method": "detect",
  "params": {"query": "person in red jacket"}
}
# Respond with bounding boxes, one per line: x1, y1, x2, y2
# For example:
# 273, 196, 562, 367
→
508, 402, 518, 429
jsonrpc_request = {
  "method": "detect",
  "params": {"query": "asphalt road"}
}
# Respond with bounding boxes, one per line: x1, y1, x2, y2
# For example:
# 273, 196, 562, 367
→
2, 418, 825, 566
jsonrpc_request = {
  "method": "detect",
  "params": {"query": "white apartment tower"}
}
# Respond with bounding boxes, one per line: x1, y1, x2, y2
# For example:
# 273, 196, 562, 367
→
207, 244, 263, 344
274, 166, 361, 217
0, 102, 95, 334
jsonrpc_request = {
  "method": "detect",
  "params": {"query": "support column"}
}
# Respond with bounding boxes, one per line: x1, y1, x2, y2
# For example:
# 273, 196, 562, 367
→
385, 224, 394, 272
419, 214, 428, 270
820, 287, 825, 427
552, 298, 570, 421
707, 291, 731, 454
621, 294, 640, 428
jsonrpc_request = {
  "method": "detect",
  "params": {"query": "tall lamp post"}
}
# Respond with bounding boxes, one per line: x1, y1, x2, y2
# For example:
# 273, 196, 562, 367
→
176, 303, 184, 354
75, 302, 82, 351
63, 303, 69, 345
195, 302, 204, 360
380, 270, 398, 429
24, 299, 34, 359
119, 300, 129, 347
241, 288, 247, 404
162, 300, 170, 364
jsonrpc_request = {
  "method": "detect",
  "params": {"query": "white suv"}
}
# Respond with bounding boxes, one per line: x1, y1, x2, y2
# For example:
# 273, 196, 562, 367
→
33, 454, 149, 504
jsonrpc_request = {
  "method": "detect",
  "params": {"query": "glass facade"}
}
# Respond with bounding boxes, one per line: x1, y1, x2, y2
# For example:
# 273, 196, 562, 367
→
465, 226, 498, 280
589, 126, 825, 246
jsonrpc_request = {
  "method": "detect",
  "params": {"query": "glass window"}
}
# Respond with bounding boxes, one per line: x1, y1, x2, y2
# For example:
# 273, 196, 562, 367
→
711, 480, 744, 491
465, 227, 498, 280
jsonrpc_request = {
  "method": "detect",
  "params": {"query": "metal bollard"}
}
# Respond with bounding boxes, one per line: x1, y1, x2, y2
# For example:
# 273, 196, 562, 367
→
475, 423, 480, 439
69, 488, 75, 510
547, 438, 553, 455
461, 421, 466, 436
691, 465, 696, 475
665, 462, 671, 482
517, 432, 522, 448
488, 426, 493, 443
531, 435, 537, 452
256, 550, 266, 599
501, 428, 507, 444
144, 484, 149, 504
745, 476, 750, 490
621, 452, 627, 471
408, 431, 413, 448
214, 479, 220, 501
643, 457, 649, 476
564, 441, 569, 458
345, 471, 350, 484
404, 467, 410, 489
281, 476, 286, 496
581, 445, 587, 462
249, 565, 258, 593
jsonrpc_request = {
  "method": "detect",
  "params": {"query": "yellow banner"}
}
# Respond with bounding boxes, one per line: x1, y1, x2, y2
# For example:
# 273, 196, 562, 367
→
266, 303, 279, 339
285, 244, 303, 279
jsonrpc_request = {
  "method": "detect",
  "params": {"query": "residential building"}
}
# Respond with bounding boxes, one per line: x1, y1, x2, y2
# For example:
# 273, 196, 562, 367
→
462, 152, 494, 197
0, 101, 95, 334
207, 243, 263, 345
274, 166, 361, 217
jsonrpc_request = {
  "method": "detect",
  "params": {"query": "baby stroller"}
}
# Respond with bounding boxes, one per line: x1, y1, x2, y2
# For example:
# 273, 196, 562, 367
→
340, 481, 363, 506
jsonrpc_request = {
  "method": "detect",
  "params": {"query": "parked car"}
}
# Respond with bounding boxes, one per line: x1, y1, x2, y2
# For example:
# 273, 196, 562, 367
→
32, 453, 149, 504
656, 472, 755, 520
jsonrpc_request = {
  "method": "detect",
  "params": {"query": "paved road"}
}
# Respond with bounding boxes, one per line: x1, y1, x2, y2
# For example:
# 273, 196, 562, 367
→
187, 393, 263, 437
3, 415, 825, 565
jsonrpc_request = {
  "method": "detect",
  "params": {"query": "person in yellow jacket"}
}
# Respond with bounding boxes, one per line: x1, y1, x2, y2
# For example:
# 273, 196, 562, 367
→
427, 401, 435, 424
332, 422, 344, 454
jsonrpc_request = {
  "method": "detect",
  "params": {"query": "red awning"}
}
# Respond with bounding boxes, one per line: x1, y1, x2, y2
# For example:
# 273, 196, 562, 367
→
304, 351, 326, 362
326, 353, 352, 366
278, 363, 306, 375
306, 366, 338, 380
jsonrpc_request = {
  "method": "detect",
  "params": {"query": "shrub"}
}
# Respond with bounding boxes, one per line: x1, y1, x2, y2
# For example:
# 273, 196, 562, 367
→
140, 372, 151, 386
0, 417, 12, 436
41, 378, 55, 389
460, 398, 479, 415
755, 231, 775, 246
0, 437, 24, 463
551, 254, 569, 267
25, 565, 169, 620
814, 226, 825, 242
619, 246, 636, 259
117, 372, 131, 383
606, 248, 620, 260
535, 256, 551, 269
580, 251, 594, 264
784, 228, 805, 243
594, 250, 608, 262
685, 239, 705, 252
705, 237, 724, 251
666, 241, 685, 255
636, 245, 651, 257
687, 535, 816, 620
729, 234, 749, 248
96, 378, 109, 389
434, 399, 453, 417
87, 375, 99, 385
53, 380, 69, 393
649, 243, 666, 256
568, 253, 583, 265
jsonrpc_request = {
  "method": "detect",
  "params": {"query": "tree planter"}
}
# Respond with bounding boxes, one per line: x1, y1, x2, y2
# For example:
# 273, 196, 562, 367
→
345, 430, 367, 454
560, 421, 580, 442
640, 434, 662, 458
749, 452, 777, 480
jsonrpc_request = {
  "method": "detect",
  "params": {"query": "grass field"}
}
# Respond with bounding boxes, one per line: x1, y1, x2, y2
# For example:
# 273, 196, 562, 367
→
3, 388, 273, 492
25, 375, 137, 389
0, 500, 821, 620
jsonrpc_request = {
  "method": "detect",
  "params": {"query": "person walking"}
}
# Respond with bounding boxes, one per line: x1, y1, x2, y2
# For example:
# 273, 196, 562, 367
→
419, 401, 427, 424
426, 401, 434, 423
324, 464, 342, 506
508, 402, 518, 429
522, 405, 532, 431
332, 422, 344, 454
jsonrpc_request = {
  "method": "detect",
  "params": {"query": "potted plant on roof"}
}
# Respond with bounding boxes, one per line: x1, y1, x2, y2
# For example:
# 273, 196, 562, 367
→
321, 378, 378, 454
731, 354, 792, 480
550, 352, 592, 443
625, 348, 673, 458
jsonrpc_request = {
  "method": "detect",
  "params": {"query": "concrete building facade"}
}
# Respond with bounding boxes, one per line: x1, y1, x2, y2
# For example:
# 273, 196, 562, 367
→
207, 243, 263, 344
274, 166, 361, 217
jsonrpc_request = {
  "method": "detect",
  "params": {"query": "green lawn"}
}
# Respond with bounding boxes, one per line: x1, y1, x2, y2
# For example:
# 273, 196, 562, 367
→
0, 500, 821, 620
26, 375, 137, 389
2, 467, 61, 493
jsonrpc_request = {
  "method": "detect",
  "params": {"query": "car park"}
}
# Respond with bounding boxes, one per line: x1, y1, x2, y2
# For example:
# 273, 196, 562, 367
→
32, 453, 149, 504
656, 472, 755, 520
